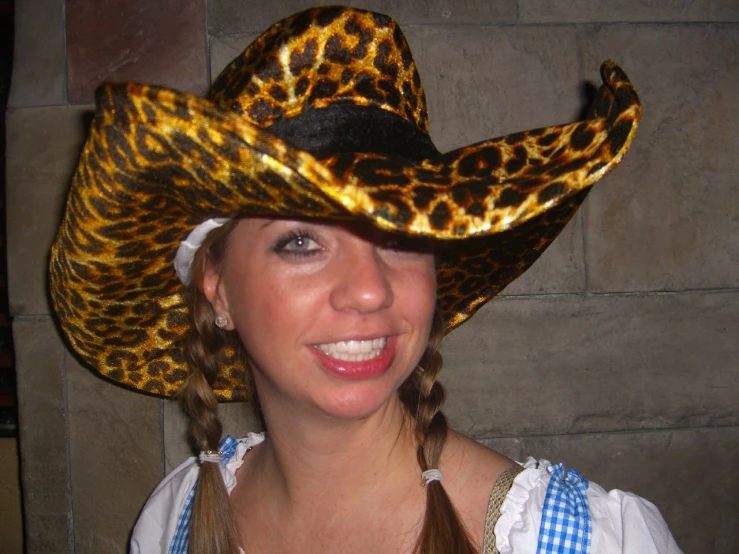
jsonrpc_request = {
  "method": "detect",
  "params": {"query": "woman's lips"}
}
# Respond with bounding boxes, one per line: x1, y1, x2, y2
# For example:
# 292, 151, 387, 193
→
311, 336, 397, 379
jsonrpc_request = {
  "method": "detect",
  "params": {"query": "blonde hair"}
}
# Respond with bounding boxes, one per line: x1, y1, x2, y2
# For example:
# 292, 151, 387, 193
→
179, 222, 477, 554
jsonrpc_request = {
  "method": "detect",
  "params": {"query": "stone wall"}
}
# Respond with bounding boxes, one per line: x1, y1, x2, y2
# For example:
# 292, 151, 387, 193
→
7, 0, 738, 552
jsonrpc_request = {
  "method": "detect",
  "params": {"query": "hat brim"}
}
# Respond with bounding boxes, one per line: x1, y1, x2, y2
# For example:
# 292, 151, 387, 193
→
49, 61, 639, 400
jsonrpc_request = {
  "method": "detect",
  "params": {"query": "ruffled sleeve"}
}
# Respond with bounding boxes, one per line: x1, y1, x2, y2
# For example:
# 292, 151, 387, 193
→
494, 458, 683, 554
130, 455, 200, 553
130, 433, 264, 554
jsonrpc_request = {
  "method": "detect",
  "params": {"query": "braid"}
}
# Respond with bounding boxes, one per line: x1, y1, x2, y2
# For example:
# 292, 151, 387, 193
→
178, 221, 243, 554
182, 287, 227, 451
400, 313, 478, 554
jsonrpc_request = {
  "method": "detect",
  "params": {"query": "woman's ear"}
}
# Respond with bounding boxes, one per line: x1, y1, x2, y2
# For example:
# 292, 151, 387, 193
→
201, 259, 235, 330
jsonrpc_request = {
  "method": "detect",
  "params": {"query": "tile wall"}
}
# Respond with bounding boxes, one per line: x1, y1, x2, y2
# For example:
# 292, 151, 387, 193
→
6, 1, 738, 551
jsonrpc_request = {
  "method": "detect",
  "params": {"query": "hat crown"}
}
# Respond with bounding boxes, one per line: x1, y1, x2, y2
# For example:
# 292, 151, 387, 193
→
209, 7, 429, 134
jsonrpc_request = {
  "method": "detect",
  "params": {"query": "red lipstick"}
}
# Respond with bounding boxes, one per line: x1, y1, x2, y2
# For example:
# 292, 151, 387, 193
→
311, 336, 397, 380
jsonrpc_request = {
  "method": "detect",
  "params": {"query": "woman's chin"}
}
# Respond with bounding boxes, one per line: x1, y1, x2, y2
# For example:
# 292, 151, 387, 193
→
309, 384, 405, 423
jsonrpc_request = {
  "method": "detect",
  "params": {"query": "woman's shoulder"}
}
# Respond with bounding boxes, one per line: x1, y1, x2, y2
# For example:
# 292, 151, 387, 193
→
494, 458, 684, 554
130, 433, 265, 553
442, 436, 683, 553
441, 432, 518, 547
445, 431, 517, 483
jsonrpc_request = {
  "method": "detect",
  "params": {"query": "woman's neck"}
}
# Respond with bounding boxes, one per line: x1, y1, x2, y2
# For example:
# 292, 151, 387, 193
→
239, 394, 421, 512
230, 394, 428, 554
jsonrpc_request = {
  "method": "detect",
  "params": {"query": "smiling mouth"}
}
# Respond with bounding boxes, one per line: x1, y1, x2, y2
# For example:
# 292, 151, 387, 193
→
314, 338, 388, 362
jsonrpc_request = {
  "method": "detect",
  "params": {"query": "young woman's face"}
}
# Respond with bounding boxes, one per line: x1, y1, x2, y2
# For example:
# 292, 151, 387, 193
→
203, 218, 437, 421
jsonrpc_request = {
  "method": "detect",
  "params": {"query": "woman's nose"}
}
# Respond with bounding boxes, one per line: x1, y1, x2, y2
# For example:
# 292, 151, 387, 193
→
329, 242, 394, 315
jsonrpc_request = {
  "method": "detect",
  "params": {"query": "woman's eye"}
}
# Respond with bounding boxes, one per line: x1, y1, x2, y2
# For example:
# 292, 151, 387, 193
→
272, 231, 322, 257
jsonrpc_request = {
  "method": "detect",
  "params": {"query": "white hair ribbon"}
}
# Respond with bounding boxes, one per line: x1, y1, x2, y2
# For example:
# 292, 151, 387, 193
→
174, 218, 230, 285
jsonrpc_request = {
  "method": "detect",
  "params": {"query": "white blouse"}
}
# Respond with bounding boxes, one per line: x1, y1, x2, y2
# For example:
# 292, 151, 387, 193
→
130, 433, 683, 554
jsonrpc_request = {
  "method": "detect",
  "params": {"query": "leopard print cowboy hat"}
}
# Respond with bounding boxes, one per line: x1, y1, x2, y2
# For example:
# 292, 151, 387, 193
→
49, 6, 641, 400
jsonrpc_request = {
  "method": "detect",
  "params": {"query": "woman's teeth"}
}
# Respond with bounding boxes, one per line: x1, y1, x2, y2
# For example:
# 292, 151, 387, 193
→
315, 338, 387, 361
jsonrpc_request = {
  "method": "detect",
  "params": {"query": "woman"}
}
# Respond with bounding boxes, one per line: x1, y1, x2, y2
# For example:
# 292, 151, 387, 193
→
48, 6, 680, 554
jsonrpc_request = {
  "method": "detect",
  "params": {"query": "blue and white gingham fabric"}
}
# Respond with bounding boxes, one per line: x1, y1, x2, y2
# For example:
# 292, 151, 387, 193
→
536, 463, 592, 554
168, 442, 592, 554
169, 435, 240, 554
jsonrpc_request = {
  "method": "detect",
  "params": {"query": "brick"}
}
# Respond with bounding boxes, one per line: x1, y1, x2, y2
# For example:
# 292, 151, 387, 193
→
481, 426, 739, 553
520, 0, 739, 23
208, 0, 517, 36
580, 25, 739, 292
412, 24, 588, 294
501, 211, 585, 296
406, 26, 582, 151
442, 291, 739, 436
6, 105, 92, 316
8, 0, 65, 107
66, 0, 208, 103
0, 438, 24, 553
66, 354, 162, 552
13, 317, 71, 553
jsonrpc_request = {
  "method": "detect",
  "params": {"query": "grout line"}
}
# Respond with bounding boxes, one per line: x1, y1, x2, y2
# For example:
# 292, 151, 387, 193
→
204, 0, 212, 87
159, 398, 166, 479
206, 34, 213, 88
479, 20, 738, 28
213, 21, 739, 35
469, 21, 734, 28
580, 194, 590, 293
574, 26, 590, 295
580, 202, 592, 294
496, 287, 739, 300
61, 0, 68, 106
6, 102, 94, 111
209, 20, 739, 39
60, 350, 75, 553
476, 423, 739, 442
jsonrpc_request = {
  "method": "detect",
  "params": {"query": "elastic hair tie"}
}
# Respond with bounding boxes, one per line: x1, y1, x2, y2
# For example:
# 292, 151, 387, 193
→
198, 450, 221, 464
421, 469, 443, 487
